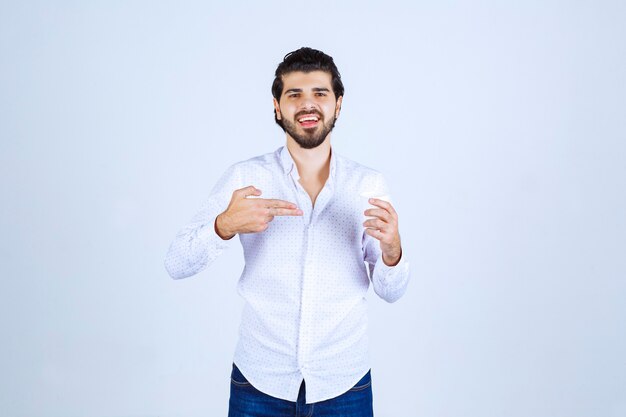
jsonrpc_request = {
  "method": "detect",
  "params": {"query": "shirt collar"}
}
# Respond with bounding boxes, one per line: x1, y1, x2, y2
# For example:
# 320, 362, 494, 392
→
279, 145, 337, 181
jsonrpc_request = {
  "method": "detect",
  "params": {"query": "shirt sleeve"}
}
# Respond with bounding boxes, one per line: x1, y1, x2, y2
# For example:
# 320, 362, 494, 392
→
164, 164, 242, 279
362, 173, 411, 303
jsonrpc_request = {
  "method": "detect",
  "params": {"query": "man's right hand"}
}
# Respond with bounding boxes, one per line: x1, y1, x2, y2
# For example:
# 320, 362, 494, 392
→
215, 186, 303, 240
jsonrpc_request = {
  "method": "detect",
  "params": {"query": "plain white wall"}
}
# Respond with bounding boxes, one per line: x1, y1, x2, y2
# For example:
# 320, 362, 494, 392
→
1, 1, 625, 416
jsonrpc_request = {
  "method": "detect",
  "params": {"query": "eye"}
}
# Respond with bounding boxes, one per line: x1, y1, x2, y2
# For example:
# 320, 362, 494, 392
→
315, 92, 327, 97
289, 93, 300, 98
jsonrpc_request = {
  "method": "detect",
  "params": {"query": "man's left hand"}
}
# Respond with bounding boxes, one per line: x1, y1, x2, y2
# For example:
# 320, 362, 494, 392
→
363, 198, 402, 266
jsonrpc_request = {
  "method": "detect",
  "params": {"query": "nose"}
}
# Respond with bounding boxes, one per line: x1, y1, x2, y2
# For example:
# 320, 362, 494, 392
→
299, 99, 316, 111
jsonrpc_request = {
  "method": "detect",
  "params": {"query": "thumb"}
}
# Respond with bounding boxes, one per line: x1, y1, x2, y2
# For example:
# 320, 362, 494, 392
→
238, 185, 262, 198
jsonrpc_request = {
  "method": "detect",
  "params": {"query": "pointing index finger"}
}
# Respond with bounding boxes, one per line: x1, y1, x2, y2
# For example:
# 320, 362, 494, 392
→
270, 207, 304, 216
264, 198, 299, 209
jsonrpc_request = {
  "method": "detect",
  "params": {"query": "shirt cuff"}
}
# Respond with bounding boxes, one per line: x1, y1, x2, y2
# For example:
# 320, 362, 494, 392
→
198, 215, 231, 255
372, 251, 410, 303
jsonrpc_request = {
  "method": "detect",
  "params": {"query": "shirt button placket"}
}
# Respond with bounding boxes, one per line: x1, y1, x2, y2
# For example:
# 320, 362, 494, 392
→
298, 221, 314, 373
292, 176, 314, 374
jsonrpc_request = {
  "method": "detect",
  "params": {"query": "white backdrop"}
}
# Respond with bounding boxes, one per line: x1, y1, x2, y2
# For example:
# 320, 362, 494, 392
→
1, 1, 625, 416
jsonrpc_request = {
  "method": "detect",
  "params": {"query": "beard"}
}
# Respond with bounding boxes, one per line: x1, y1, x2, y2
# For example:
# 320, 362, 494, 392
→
281, 111, 337, 150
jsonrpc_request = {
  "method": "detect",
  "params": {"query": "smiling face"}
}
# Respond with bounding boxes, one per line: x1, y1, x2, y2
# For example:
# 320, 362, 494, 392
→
273, 70, 343, 149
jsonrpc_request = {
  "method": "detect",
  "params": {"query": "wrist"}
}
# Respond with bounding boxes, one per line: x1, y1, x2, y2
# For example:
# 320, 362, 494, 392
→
382, 248, 402, 267
215, 213, 235, 240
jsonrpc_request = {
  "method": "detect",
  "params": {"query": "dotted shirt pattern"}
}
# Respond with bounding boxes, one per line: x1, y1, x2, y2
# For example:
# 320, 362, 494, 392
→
164, 146, 410, 404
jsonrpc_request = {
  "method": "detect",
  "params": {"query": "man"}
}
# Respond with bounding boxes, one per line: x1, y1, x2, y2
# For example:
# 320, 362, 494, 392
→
164, 47, 410, 417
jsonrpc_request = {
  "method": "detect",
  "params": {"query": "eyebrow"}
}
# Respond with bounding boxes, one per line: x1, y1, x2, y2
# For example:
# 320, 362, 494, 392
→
284, 87, 331, 95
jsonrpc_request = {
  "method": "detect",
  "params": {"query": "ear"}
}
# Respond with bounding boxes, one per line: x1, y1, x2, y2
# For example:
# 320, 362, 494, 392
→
335, 96, 343, 118
273, 98, 282, 120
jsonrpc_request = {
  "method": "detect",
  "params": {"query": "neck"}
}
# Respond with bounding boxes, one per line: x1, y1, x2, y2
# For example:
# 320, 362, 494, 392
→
286, 136, 331, 182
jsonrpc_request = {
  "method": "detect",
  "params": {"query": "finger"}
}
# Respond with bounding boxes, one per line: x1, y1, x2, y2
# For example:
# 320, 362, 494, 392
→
270, 207, 304, 216
365, 228, 383, 240
263, 199, 300, 209
364, 208, 392, 222
368, 198, 397, 216
363, 218, 388, 230
238, 185, 262, 198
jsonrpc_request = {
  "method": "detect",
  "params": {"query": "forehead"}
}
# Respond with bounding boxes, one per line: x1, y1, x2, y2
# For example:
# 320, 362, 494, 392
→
281, 70, 333, 93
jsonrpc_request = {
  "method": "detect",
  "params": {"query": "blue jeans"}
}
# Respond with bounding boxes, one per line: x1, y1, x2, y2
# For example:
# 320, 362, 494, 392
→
228, 363, 374, 417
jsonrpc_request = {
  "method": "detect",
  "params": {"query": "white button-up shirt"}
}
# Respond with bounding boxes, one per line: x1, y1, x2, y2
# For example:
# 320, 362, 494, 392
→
164, 145, 410, 403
